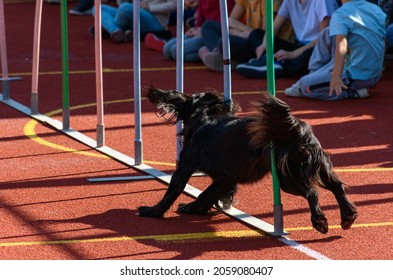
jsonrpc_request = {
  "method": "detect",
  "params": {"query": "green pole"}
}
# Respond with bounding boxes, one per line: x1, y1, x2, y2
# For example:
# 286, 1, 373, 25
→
265, 0, 284, 235
60, 0, 70, 130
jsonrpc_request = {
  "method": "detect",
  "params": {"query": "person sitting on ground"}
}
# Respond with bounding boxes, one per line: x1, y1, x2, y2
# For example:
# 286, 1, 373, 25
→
69, 0, 94, 16
284, 0, 386, 100
91, 0, 176, 44
144, 0, 235, 61
236, 0, 338, 78
197, 0, 293, 72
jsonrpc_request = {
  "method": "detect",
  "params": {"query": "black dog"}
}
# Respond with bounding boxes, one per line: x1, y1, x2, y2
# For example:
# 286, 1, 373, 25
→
138, 88, 358, 234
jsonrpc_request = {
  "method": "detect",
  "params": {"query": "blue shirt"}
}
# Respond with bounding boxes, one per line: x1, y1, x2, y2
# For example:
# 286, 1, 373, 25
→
329, 0, 387, 80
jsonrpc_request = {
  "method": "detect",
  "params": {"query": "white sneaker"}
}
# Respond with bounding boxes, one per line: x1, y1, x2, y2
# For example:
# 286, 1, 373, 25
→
284, 83, 302, 97
356, 88, 369, 98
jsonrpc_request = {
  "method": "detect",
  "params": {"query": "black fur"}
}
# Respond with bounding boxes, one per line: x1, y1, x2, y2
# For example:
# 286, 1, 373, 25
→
138, 88, 358, 234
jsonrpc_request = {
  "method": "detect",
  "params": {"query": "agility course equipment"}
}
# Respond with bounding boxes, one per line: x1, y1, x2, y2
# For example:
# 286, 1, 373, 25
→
0, 0, 285, 236
265, 0, 284, 235
0, 0, 21, 100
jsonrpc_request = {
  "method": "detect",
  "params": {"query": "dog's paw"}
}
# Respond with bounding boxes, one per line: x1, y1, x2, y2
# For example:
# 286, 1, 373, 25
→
341, 213, 357, 230
137, 206, 163, 218
312, 216, 329, 234
177, 203, 210, 215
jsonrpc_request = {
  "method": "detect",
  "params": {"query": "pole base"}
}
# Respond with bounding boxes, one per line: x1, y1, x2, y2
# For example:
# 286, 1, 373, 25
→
273, 204, 289, 236
134, 140, 143, 165
96, 124, 105, 147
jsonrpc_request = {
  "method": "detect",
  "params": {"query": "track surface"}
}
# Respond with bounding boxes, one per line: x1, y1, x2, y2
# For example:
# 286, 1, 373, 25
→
1, 3, 392, 260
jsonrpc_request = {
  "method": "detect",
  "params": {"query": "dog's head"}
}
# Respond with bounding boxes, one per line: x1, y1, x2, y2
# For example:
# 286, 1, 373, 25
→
147, 87, 240, 124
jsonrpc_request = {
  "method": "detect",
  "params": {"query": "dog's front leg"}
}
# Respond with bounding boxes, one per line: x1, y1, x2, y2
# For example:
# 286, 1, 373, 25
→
138, 167, 195, 218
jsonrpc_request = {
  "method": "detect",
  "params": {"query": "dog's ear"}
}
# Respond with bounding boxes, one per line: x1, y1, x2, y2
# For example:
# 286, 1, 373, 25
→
147, 87, 190, 122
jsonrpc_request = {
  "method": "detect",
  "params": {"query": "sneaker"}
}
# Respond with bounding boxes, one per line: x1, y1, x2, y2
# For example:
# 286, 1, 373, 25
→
203, 49, 224, 72
355, 88, 369, 98
89, 26, 110, 39
124, 30, 133, 43
111, 30, 129, 44
236, 56, 284, 78
144, 33, 165, 52
284, 83, 302, 97
198, 46, 209, 61
68, 0, 94, 16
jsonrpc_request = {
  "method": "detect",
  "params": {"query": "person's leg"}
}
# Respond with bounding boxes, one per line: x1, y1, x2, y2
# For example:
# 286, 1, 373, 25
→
386, 24, 393, 51
183, 37, 205, 62
248, 29, 265, 54
308, 27, 335, 72
295, 61, 337, 100
236, 37, 298, 78
297, 66, 377, 100
94, 4, 121, 34
217, 35, 253, 63
282, 47, 314, 77
113, 3, 134, 30
200, 20, 222, 51
163, 37, 178, 60
139, 10, 165, 34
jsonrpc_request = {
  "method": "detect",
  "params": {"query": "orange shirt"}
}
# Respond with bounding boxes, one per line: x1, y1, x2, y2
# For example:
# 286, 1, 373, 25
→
235, 0, 293, 41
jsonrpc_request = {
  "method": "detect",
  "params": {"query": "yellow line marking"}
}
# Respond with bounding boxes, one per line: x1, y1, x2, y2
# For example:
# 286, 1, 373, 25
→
335, 167, 393, 172
1, 222, 391, 248
9, 66, 208, 77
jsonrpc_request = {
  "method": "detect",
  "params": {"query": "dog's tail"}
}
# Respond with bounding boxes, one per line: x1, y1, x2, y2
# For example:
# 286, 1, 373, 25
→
247, 95, 303, 148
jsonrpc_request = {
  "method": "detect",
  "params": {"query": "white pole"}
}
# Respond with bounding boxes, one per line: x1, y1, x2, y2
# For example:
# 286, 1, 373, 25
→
30, 0, 43, 114
94, 0, 105, 147
219, 0, 232, 102
0, 0, 7, 79
175, 0, 184, 163
133, 0, 143, 164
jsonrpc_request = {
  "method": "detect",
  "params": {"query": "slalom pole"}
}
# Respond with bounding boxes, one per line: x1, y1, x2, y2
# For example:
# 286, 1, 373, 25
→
60, 0, 70, 130
265, 0, 284, 235
219, 0, 231, 101
175, 0, 184, 164
30, 0, 43, 114
94, 0, 105, 147
133, 0, 143, 165
0, 0, 10, 100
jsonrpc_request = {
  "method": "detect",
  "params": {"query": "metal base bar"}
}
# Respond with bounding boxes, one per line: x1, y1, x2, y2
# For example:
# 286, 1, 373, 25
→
1, 94, 287, 237
0, 77, 21, 100
87, 171, 206, 183
88, 175, 155, 182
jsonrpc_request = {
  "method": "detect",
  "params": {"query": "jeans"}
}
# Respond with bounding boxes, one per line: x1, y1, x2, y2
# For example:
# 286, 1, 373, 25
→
93, 3, 165, 35
200, 20, 258, 63
387, 23, 393, 48
163, 35, 205, 62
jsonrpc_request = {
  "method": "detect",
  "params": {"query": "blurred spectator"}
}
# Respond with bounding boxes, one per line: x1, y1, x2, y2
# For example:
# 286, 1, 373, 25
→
236, 0, 338, 78
91, 0, 176, 44
285, 0, 386, 100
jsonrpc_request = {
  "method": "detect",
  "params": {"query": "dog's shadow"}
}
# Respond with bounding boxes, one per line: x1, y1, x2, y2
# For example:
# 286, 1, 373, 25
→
34, 208, 340, 260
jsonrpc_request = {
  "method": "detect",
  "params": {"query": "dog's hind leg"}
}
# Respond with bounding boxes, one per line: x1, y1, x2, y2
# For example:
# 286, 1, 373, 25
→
306, 191, 329, 234
320, 172, 358, 230
138, 167, 196, 218
178, 181, 220, 215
